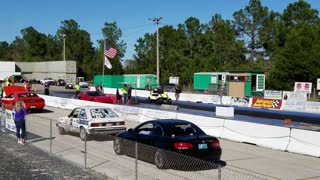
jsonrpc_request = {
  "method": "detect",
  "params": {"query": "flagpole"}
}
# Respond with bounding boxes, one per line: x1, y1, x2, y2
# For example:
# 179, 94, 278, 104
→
103, 39, 106, 86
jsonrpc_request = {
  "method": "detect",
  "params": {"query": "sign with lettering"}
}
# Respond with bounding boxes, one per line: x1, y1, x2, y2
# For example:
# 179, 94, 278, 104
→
264, 90, 282, 99
294, 82, 312, 93
251, 98, 282, 109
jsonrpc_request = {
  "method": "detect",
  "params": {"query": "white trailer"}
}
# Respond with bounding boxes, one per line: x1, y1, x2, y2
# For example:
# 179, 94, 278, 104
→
0, 61, 21, 81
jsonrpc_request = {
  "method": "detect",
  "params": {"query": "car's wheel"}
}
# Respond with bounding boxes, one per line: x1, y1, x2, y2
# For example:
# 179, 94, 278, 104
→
156, 99, 163, 104
113, 137, 124, 155
80, 127, 88, 141
167, 99, 172, 104
154, 149, 168, 169
58, 127, 65, 135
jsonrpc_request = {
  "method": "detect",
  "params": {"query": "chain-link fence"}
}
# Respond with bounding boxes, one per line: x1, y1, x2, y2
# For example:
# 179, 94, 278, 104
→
0, 109, 6, 133
5, 114, 276, 180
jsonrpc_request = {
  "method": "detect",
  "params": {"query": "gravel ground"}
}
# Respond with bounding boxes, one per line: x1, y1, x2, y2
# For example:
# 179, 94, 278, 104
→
0, 131, 110, 180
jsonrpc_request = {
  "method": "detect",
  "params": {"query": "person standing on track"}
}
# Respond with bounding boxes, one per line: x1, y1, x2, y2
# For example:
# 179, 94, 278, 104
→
120, 84, 128, 104
74, 82, 80, 98
13, 99, 28, 145
44, 82, 50, 95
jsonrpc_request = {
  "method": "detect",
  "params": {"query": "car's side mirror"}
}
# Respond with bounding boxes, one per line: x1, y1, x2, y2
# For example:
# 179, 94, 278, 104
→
128, 128, 134, 134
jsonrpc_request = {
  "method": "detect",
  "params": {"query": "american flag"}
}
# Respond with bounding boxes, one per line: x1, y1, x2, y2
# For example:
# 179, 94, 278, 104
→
104, 45, 117, 59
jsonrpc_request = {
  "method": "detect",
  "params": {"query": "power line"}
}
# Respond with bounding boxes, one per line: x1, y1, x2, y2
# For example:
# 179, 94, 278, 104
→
90, 23, 154, 36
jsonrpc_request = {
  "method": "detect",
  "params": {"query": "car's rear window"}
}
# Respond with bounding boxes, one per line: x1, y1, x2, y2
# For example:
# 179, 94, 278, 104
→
90, 108, 119, 118
18, 93, 39, 98
87, 91, 104, 96
166, 123, 205, 137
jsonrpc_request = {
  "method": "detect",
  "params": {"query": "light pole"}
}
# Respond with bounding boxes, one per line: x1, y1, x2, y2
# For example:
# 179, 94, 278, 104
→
149, 17, 162, 85
62, 34, 66, 61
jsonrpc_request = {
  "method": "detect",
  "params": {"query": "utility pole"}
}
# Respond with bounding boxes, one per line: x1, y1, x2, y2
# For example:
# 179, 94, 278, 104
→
149, 17, 162, 85
62, 34, 66, 61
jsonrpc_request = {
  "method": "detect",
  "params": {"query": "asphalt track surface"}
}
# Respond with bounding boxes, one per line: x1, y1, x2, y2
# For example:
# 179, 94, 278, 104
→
2, 106, 320, 180
45, 90, 320, 129
0, 131, 109, 180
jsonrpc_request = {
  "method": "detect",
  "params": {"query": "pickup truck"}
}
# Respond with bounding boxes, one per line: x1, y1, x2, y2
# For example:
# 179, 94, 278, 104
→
40, 78, 55, 85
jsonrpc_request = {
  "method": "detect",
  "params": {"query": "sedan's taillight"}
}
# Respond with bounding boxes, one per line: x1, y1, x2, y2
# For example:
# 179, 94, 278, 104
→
90, 123, 100, 127
212, 140, 220, 147
117, 121, 125, 125
174, 142, 193, 149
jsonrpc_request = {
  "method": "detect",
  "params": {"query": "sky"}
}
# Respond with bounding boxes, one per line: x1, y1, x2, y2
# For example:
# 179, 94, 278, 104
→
1, 0, 319, 60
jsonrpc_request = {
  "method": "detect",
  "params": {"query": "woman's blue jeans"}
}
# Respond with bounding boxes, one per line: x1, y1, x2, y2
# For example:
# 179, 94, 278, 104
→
14, 120, 26, 139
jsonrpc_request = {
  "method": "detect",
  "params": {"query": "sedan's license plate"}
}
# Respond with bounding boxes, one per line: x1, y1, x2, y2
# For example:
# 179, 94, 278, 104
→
30, 106, 36, 108
106, 123, 112, 126
198, 143, 208, 150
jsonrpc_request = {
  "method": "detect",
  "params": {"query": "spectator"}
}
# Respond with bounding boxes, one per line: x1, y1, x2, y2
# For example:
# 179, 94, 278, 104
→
0, 84, 3, 98
74, 82, 80, 98
5, 78, 10, 86
25, 81, 32, 92
116, 88, 122, 104
100, 82, 104, 93
175, 85, 182, 101
121, 84, 128, 104
13, 99, 28, 145
128, 85, 132, 104
44, 82, 50, 95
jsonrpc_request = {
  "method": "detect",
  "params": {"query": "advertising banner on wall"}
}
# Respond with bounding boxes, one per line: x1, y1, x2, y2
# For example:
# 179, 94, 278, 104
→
294, 82, 312, 93
264, 90, 282, 99
5, 109, 16, 132
282, 91, 307, 101
251, 98, 282, 109
230, 97, 250, 107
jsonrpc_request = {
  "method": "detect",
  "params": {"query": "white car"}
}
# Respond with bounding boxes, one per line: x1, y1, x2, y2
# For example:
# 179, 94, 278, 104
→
56, 106, 126, 141
40, 78, 55, 85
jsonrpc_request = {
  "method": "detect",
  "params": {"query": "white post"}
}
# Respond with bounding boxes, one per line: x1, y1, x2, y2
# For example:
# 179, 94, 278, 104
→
103, 40, 106, 85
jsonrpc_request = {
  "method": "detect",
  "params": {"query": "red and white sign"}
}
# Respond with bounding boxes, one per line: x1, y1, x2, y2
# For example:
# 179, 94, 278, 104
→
294, 82, 312, 93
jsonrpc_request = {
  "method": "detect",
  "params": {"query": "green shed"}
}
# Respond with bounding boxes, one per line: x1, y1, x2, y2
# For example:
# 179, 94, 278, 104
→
94, 74, 157, 90
194, 72, 229, 92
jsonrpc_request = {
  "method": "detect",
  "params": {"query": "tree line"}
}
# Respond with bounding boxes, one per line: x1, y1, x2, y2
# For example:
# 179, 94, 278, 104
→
1, 0, 320, 91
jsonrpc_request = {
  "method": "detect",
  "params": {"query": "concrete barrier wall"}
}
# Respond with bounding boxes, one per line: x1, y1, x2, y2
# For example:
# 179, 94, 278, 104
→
216, 106, 234, 118
34, 95, 320, 157
139, 109, 177, 123
287, 128, 320, 157
282, 100, 320, 113
176, 113, 225, 138
221, 120, 291, 151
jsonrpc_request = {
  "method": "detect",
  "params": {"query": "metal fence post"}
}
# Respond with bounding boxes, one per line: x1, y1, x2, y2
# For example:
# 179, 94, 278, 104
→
50, 119, 52, 155
218, 163, 222, 180
84, 135, 87, 169
0, 111, 6, 133
135, 142, 138, 180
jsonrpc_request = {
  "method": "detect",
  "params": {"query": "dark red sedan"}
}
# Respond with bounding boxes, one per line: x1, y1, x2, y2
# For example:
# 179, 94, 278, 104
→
78, 91, 113, 103
0, 86, 45, 112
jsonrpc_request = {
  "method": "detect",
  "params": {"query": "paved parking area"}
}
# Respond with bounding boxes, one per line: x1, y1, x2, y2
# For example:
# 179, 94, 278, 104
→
0, 131, 109, 180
